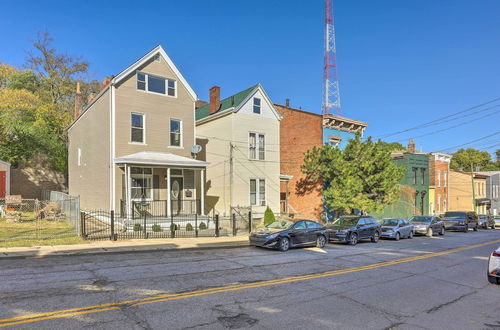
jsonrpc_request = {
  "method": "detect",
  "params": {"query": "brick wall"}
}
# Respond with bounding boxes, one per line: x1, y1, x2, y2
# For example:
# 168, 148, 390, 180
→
275, 104, 323, 220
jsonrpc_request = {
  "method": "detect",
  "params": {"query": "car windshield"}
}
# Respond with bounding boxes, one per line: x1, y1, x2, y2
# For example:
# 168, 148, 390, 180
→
409, 216, 432, 223
444, 212, 466, 219
382, 219, 399, 226
333, 217, 359, 226
266, 221, 294, 229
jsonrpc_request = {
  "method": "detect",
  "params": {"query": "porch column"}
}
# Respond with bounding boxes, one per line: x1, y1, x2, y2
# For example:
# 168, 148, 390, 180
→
126, 164, 132, 217
200, 169, 205, 216
167, 167, 171, 217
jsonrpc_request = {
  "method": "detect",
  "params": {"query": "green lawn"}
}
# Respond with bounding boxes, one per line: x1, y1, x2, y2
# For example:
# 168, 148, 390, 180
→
0, 218, 89, 248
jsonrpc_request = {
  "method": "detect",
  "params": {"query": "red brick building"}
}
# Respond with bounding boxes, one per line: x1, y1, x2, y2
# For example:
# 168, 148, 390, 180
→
275, 104, 323, 220
428, 152, 452, 214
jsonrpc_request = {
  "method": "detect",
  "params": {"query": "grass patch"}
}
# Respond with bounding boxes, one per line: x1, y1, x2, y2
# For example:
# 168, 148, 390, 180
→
0, 218, 88, 248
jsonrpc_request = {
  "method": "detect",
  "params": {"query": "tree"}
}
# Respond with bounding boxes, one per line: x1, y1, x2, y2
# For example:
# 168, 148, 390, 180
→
450, 148, 496, 171
378, 141, 406, 152
264, 207, 276, 226
302, 135, 405, 215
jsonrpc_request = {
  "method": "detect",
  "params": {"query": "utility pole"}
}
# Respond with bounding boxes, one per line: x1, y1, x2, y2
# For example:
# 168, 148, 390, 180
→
471, 163, 477, 212
229, 142, 234, 214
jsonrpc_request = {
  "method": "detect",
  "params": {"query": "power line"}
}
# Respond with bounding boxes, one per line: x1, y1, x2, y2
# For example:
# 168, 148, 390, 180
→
374, 97, 500, 139
435, 131, 500, 152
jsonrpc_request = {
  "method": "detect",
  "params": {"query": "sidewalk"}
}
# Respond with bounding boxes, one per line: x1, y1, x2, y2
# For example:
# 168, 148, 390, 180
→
0, 236, 250, 259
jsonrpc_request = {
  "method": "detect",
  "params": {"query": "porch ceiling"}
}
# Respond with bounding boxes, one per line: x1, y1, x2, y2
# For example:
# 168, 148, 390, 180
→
115, 151, 208, 168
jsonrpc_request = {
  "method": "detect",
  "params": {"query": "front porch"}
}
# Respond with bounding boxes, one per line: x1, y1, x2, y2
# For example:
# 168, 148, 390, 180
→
115, 151, 209, 217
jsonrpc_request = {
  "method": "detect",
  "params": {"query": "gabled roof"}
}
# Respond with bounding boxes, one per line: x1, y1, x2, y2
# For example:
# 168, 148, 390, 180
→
195, 84, 257, 121
112, 45, 197, 100
115, 151, 208, 168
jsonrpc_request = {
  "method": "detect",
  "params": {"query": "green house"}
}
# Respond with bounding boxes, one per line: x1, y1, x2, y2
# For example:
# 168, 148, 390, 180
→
372, 152, 429, 219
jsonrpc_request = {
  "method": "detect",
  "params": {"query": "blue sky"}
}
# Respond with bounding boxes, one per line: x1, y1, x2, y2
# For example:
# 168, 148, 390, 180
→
1, 0, 499, 157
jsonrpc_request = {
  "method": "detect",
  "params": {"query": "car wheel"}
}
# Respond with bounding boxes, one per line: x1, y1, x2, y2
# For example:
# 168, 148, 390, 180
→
316, 235, 326, 248
278, 237, 290, 252
426, 228, 433, 237
395, 232, 400, 241
463, 225, 468, 233
488, 275, 500, 285
348, 233, 358, 245
408, 231, 414, 239
439, 227, 445, 236
371, 231, 380, 243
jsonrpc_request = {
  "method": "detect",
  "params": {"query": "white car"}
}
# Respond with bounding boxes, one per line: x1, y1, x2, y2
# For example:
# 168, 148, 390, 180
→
488, 246, 500, 284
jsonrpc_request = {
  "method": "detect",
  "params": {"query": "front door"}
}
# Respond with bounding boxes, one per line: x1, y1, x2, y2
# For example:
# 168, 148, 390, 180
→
0, 171, 5, 198
171, 177, 183, 215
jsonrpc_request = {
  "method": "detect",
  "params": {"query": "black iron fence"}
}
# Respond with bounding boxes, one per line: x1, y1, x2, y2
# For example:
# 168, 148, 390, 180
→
120, 199, 201, 217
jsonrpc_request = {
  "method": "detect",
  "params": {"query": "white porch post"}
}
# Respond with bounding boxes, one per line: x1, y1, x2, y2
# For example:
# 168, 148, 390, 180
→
200, 168, 205, 216
167, 167, 171, 217
126, 165, 132, 217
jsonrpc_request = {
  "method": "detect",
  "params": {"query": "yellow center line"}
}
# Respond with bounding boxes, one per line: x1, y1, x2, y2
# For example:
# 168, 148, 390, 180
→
1, 239, 498, 327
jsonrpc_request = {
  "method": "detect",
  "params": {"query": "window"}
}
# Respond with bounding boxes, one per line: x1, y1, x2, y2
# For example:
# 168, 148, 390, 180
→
148, 75, 166, 94
443, 171, 447, 187
136, 72, 176, 96
253, 97, 261, 114
131, 167, 153, 200
137, 73, 146, 90
437, 194, 441, 212
131, 113, 145, 143
250, 179, 266, 206
293, 221, 306, 229
170, 119, 182, 147
249, 132, 265, 160
329, 136, 342, 147
437, 170, 441, 187
421, 168, 425, 185
412, 168, 418, 185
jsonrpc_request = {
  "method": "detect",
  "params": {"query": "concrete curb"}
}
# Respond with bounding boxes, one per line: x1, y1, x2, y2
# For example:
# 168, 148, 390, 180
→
0, 238, 250, 259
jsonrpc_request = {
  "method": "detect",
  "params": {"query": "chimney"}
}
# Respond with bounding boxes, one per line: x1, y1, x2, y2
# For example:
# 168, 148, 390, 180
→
74, 82, 82, 120
285, 98, 290, 107
209, 86, 220, 114
407, 139, 416, 153
101, 76, 113, 89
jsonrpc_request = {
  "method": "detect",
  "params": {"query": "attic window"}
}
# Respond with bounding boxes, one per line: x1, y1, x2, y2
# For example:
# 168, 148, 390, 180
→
136, 72, 176, 97
253, 97, 261, 114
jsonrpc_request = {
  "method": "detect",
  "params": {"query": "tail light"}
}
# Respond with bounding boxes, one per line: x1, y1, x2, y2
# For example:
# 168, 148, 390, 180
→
492, 250, 500, 257
492, 270, 498, 275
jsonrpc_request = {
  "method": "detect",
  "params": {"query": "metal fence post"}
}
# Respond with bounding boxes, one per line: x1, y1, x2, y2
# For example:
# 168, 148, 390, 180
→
195, 213, 199, 238
248, 211, 252, 233
110, 210, 115, 241
215, 214, 220, 237
80, 211, 85, 238
232, 213, 237, 236
170, 212, 175, 238
143, 210, 147, 239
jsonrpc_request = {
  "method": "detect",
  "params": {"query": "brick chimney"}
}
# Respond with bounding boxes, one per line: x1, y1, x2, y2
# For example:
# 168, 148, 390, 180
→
101, 76, 113, 89
407, 139, 416, 153
74, 82, 82, 120
285, 98, 290, 107
209, 86, 220, 114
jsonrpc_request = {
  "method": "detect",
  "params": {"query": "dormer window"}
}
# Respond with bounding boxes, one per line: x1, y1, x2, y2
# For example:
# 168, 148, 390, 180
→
253, 97, 261, 114
136, 72, 176, 97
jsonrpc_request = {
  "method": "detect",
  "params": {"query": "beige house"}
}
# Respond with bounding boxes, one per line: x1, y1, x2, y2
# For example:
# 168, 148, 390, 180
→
68, 46, 208, 216
448, 170, 488, 213
195, 85, 282, 217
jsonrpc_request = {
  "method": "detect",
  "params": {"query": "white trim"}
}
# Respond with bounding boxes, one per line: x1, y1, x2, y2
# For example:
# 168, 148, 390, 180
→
130, 112, 146, 144
112, 45, 197, 101
248, 132, 266, 161
77, 148, 82, 166
196, 107, 234, 125
200, 169, 205, 215
168, 117, 183, 148
167, 168, 171, 216
235, 84, 283, 121
111, 85, 116, 211
249, 178, 267, 206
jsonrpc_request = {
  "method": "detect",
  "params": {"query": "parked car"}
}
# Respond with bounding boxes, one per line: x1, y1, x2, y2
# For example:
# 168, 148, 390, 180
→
249, 220, 328, 252
487, 245, 500, 284
409, 216, 445, 236
478, 214, 495, 230
494, 216, 500, 229
380, 218, 414, 240
326, 216, 381, 245
442, 211, 479, 232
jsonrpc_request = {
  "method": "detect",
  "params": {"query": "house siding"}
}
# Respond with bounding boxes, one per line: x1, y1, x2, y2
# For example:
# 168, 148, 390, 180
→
68, 89, 111, 210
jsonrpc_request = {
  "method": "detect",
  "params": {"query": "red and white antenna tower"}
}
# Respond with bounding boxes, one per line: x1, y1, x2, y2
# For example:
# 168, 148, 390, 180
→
323, 0, 341, 114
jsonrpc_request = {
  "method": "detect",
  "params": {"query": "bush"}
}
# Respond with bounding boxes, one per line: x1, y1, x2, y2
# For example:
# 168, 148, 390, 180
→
199, 222, 207, 230
264, 207, 276, 226
133, 224, 142, 232
152, 224, 161, 232
170, 223, 178, 231
186, 223, 193, 231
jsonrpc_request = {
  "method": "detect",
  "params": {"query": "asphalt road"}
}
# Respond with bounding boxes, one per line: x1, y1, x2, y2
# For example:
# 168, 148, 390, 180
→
1, 230, 500, 330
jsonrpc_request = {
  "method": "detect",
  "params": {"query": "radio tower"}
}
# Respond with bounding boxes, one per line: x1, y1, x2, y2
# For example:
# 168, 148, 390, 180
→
323, 0, 341, 114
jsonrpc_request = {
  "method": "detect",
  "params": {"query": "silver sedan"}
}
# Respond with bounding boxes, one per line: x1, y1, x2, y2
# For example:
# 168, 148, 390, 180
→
380, 218, 414, 240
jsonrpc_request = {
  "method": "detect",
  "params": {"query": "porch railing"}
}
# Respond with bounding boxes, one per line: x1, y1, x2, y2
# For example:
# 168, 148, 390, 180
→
120, 199, 201, 218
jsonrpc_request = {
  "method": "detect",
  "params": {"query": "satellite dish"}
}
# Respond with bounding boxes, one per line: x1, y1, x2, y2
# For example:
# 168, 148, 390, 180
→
190, 145, 202, 159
